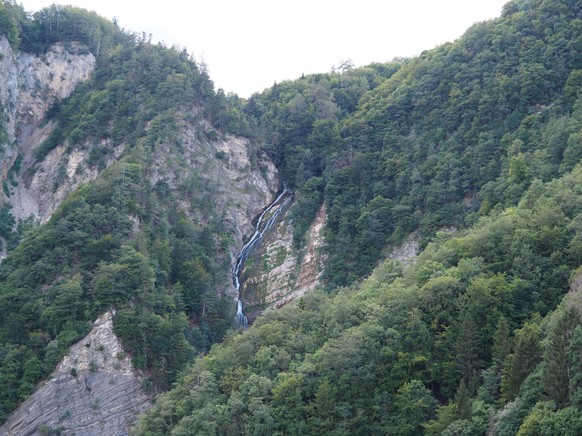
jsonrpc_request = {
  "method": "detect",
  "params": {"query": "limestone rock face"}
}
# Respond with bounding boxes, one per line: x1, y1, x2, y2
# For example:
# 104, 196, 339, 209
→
149, 118, 279, 299
0, 36, 95, 173
388, 233, 419, 266
0, 35, 288, 433
243, 203, 327, 317
0, 312, 150, 436
566, 268, 582, 310
0, 36, 96, 223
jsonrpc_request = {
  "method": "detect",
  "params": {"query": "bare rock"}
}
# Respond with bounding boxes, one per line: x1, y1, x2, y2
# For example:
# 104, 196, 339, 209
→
566, 267, 582, 311
0, 36, 96, 221
243, 203, 327, 316
388, 233, 419, 266
0, 311, 150, 436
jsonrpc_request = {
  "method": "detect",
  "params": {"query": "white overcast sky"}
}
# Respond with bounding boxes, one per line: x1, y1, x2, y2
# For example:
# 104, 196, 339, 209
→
18, 0, 509, 97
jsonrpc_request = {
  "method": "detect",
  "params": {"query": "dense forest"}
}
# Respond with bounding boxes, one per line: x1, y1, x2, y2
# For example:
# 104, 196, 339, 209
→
139, 166, 582, 434
242, 0, 581, 288
1, 0, 582, 434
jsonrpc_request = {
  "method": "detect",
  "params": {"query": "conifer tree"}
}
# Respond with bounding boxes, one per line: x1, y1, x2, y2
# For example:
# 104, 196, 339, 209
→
493, 317, 511, 363
456, 312, 482, 389
569, 325, 582, 409
501, 320, 542, 403
542, 306, 580, 407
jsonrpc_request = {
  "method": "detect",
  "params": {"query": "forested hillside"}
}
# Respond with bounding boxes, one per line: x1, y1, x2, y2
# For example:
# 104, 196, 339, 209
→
1, 0, 582, 433
244, 0, 581, 287
0, 1, 271, 422
139, 166, 582, 434
138, 0, 582, 434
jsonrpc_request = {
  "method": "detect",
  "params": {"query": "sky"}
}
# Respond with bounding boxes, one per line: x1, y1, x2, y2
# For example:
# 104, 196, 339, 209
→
18, 0, 509, 97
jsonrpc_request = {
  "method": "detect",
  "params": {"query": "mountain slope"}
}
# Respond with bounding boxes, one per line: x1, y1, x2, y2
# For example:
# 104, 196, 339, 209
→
0, 0, 581, 433
137, 143, 582, 436
245, 0, 581, 288
1, 311, 150, 435
0, 3, 278, 427
137, 0, 582, 434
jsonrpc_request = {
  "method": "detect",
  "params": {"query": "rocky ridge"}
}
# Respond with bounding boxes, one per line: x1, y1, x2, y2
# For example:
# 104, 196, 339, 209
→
0, 311, 150, 436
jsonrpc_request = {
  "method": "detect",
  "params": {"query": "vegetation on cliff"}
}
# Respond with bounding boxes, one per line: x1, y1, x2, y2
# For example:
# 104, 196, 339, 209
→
138, 0, 582, 434
246, 0, 581, 288
0, 1, 250, 421
139, 165, 582, 434
1, 0, 582, 433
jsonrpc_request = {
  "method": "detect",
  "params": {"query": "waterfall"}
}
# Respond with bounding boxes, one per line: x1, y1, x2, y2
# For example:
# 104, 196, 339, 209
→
233, 189, 293, 328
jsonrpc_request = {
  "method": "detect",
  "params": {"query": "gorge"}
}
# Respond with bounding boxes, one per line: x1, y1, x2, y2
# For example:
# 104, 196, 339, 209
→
1, 0, 582, 434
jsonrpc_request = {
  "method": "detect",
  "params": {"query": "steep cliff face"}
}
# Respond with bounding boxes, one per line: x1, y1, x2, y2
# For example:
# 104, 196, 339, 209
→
0, 36, 96, 224
242, 203, 326, 318
148, 117, 279, 298
0, 35, 279, 250
0, 311, 150, 436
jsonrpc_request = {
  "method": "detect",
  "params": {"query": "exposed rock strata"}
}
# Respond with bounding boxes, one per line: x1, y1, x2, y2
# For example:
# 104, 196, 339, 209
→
0, 311, 150, 436
388, 233, 419, 266
0, 36, 96, 222
566, 268, 582, 311
149, 120, 278, 298
0, 36, 287, 433
243, 203, 327, 317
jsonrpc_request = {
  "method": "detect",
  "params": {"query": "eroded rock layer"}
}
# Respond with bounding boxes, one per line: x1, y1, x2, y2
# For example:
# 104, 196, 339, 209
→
0, 312, 150, 436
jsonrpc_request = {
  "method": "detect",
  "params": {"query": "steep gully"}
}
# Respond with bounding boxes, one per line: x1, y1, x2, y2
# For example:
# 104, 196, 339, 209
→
234, 188, 294, 328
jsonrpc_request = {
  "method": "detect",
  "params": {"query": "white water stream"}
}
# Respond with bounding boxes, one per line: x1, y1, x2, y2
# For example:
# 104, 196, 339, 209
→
233, 189, 293, 328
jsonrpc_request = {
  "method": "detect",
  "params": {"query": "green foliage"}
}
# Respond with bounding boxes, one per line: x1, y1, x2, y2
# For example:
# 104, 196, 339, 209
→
501, 319, 542, 403
246, 0, 582, 288
0, 203, 15, 240
139, 158, 582, 433
392, 380, 438, 434
3, 0, 582, 433
542, 306, 580, 407
0, 151, 232, 418
518, 403, 582, 436
569, 325, 582, 408
35, 35, 215, 162
21, 4, 117, 56
290, 176, 324, 247
0, 1, 25, 48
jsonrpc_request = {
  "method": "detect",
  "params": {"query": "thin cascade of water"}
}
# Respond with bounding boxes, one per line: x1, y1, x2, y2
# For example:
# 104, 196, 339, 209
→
234, 300, 248, 329
233, 189, 293, 329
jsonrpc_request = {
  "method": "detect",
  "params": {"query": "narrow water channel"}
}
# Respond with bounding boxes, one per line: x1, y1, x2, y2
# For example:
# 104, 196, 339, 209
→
233, 189, 293, 328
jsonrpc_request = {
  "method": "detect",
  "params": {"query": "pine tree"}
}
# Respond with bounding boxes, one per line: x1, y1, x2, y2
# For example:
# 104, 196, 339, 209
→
455, 379, 471, 420
501, 320, 542, 403
569, 325, 582, 409
542, 306, 580, 407
493, 316, 511, 363
456, 312, 482, 389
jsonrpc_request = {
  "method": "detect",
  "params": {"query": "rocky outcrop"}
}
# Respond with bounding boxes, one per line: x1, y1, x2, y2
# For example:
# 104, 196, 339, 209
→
9, 137, 125, 223
0, 36, 95, 169
0, 35, 278, 237
0, 311, 150, 436
243, 203, 327, 318
566, 267, 582, 311
149, 117, 279, 298
388, 233, 419, 266
0, 36, 96, 222
0, 35, 284, 432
